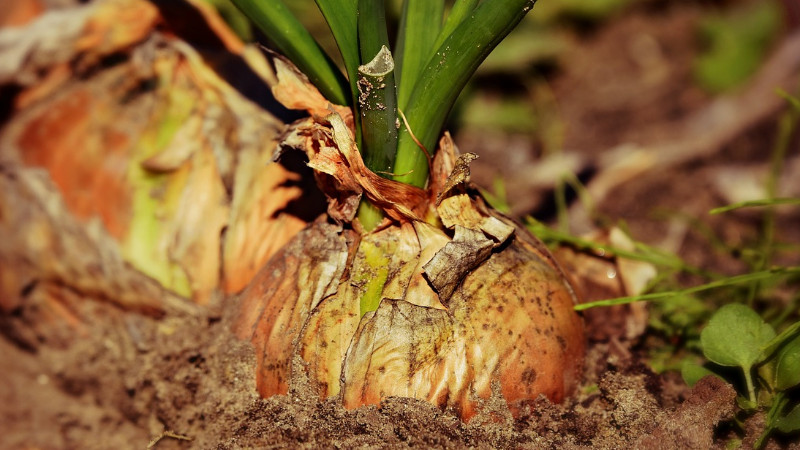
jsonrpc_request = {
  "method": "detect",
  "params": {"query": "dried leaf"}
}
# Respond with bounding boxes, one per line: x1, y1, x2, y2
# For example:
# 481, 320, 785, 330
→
281, 113, 429, 224
421, 151, 517, 304
326, 113, 428, 222
436, 153, 514, 242
428, 132, 460, 203
436, 152, 479, 205
271, 56, 353, 126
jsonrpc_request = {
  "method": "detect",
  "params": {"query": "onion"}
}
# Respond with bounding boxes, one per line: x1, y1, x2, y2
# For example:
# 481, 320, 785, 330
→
235, 101, 585, 420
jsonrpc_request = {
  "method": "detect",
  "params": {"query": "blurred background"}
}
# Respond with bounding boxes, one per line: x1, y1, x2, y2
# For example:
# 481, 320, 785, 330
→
205, 0, 798, 220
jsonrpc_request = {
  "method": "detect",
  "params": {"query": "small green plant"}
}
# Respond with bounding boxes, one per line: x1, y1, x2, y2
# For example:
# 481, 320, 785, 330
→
696, 304, 800, 447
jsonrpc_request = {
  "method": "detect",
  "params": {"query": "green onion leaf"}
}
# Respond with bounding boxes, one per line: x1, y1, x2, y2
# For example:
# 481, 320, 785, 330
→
357, 46, 399, 177
314, 0, 359, 91
356, 0, 398, 176
394, 0, 535, 188
314, 0, 362, 147
231, 0, 350, 106
395, 0, 445, 110
355, 0, 398, 230
434, 0, 479, 50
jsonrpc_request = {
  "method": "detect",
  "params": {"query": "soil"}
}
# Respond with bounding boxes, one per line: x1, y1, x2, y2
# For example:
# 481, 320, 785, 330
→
2, 0, 799, 449
0, 293, 739, 449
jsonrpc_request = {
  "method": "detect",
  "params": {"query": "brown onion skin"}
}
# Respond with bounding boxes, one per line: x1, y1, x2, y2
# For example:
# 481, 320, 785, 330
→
234, 221, 351, 398
340, 227, 585, 420
237, 219, 585, 421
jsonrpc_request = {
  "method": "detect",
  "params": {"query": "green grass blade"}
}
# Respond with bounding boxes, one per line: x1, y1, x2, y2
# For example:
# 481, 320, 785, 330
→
395, 0, 445, 109
231, 0, 350, 106
526, 218, 710, 276
434, 0, 479, 50
709, 198, 800, 214
776, 88, 800, 111
394, 0, 535, 188
575, 267, 800, 311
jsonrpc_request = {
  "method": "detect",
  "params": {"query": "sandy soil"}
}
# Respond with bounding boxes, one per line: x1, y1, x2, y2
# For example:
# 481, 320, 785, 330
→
0, 288, 740, 449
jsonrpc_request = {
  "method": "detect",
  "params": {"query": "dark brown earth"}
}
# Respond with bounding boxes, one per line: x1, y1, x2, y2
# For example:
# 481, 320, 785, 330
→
2, 0, 799, 448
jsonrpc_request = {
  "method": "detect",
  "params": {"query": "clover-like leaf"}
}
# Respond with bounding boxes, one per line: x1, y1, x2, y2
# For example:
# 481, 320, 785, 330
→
772, 332, 800, 391
701, 304, 776, 368
776, 404, 800, 434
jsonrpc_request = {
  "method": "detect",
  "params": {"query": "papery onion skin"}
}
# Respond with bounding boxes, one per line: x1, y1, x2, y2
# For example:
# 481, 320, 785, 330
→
237, 218, 585, 421
234, 220, 352, 398
341, 224, 584, 420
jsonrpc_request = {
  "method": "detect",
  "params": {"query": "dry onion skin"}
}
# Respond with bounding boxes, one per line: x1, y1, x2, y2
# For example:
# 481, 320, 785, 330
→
235, 67, 585, 419
0, 0, 307, 306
